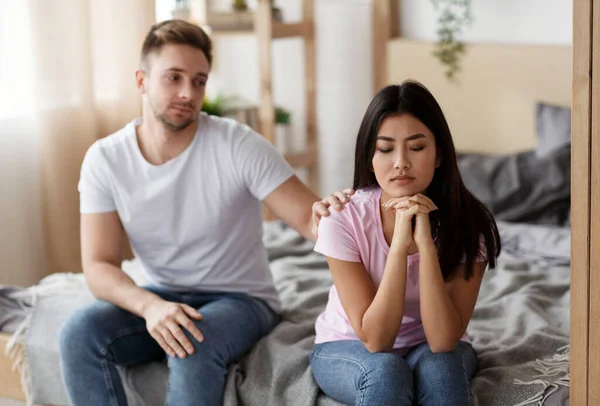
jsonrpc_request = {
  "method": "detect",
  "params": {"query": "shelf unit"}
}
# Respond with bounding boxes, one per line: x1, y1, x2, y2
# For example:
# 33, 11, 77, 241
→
182, 0, 319, 194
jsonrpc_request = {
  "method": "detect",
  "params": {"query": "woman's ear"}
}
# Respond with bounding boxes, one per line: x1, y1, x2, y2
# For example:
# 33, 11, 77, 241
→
435, 157, 442, 168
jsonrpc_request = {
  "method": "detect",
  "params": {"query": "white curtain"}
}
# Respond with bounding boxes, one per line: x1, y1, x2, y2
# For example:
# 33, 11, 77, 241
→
0, 0, 155, 285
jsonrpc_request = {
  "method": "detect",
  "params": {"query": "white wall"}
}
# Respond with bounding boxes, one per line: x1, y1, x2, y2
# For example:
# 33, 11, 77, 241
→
400, 0, 572, 45
315, 0, 373, 195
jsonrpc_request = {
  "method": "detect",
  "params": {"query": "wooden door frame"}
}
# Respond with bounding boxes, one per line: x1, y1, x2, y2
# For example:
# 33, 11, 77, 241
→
571, 0, 597, 404
589, 0, 600, 401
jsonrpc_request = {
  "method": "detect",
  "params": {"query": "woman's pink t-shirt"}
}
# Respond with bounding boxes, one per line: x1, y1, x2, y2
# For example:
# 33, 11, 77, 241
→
314, 187, 485, 353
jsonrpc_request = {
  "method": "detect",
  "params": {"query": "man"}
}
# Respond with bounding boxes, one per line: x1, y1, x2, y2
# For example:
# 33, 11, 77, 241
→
58, 19, 350, 406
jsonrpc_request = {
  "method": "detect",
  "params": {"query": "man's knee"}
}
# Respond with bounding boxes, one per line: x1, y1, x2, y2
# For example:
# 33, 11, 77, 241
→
185, 297, 276, 363
170, 324, 231, 369
58, 301, 115, 360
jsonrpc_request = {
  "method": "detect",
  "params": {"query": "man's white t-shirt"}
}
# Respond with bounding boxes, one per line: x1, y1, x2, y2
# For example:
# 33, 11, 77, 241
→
78, 113, 295, 311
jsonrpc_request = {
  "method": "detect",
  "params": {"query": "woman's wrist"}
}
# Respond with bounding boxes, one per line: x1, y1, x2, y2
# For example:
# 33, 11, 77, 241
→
389, 240, 410, 255
416, 238, 436, 252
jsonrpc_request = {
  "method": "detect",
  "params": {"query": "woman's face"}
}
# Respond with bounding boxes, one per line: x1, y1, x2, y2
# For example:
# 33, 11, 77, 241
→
372, 113, 438, 200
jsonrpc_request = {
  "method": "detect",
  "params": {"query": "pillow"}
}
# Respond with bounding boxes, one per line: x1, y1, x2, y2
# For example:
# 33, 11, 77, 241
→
458, 146, 570, 225
536, 102, 571, 158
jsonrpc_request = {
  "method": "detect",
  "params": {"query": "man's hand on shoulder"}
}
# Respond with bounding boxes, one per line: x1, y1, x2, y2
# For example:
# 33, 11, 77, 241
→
311, 188, 355, 239
263, 177, 354, 242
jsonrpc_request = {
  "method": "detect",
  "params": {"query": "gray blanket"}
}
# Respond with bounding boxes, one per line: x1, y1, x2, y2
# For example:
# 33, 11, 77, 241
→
16, 221, 570, 406
0, 285, 31, 333
470, 222, 570, 406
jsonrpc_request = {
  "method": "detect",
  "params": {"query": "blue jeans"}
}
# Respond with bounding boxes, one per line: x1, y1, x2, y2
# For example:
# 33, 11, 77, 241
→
310, 340, 478, 406
58, 287, 278, 406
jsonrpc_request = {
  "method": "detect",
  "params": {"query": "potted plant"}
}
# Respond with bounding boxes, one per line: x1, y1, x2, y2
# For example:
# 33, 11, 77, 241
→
230, 0, 282, 21
201, 96, 224, 117
274, 107, 292, 154
271, 0, 283, 22
232, 0, 248, 12
430, 0, 473, 81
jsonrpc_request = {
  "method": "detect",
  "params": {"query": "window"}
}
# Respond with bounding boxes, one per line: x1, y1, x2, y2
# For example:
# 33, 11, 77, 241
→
0, 1, 34, 119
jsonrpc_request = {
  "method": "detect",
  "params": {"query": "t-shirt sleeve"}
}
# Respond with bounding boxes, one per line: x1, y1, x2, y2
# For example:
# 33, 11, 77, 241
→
78, 142, 116, 214
233, 127, 295, 201
314, 210, 361, 263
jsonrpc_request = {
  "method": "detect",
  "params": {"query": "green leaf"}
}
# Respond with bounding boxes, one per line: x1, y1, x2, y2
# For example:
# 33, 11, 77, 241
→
275, 107, 291, 124
430, 0, 472, 82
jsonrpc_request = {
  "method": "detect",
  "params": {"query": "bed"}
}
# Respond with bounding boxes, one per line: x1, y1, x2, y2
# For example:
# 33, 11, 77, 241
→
2, 219, 571, 406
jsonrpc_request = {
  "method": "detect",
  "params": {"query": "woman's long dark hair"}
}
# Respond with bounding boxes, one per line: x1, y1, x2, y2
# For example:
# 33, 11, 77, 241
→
354, 81, 501, 280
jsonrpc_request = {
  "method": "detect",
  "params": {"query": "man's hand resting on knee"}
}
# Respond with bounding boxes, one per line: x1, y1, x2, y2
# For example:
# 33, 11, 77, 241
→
143, 300, 204, 358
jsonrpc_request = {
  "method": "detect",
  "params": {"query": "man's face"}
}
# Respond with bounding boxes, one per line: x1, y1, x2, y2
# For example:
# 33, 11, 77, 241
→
140, 44, 210, 132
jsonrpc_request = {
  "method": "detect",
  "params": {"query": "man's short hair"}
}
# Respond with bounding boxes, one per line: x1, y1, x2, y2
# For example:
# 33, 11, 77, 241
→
141, 19, 212, 68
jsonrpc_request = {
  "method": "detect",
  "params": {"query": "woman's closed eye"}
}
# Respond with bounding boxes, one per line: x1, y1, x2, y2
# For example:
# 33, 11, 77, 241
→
409, 145, 425, 152
377, 148, 393, 153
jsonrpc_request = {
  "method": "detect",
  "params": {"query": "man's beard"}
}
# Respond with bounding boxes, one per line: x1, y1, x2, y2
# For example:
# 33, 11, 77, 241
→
150, 99, 197, 132
155, 110, 196, 132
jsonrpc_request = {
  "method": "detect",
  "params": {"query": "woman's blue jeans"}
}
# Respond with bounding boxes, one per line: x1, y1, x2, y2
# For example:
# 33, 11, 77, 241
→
310, 340, 478, 406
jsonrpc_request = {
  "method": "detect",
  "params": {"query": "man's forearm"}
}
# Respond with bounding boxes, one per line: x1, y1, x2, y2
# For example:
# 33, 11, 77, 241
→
84, 262, 163, 318
297, 196, 320, 242
302, 211, 318, 242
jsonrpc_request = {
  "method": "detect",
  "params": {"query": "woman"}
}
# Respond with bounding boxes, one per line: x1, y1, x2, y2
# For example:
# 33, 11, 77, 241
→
310, 81, 501, 406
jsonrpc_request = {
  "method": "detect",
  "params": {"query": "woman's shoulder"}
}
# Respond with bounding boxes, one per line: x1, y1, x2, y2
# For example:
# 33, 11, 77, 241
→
315, 188, 380, 260
318, 187, 380, 232
352, 186, 380, 201
347, 187, 382, 211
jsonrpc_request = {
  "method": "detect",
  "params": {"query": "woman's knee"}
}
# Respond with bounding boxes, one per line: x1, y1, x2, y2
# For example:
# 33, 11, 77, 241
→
310, 345, 413, 406
367, 352, 412, 379
358, 352, 413, 405
351, 352, 413, 395
413, 343, 475, 381
312, 344, 412, 386
412, 345, 475, 405
414, 348, 462, 379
